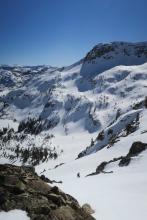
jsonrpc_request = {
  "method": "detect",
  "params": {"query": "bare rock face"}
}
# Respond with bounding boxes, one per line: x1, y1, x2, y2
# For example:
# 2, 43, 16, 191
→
82, 203, 95, 215
128, 141, 147, 157
119, 141, 147, 167
0, 164, 95, 220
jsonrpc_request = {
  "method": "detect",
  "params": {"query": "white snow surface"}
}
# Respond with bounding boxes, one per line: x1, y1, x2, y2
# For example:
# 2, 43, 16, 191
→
0, 42, 147, 220
36, 110, 147, 220
0, 210, 30, 220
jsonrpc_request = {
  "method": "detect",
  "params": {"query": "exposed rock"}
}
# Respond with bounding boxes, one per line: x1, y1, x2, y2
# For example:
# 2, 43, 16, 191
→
96, 130, 105, 141
0, 164, 95, 220
128, 141, 147, 157
82, 203, 95, 215
96, 161, 107, 173
119, 156, 131, 167
40, 175, 53, 184
87, 141, 147, 175
40, 175, 62, 184
22, 165, 35, 174
54, 163, 65, 169
119, 141, 147, 167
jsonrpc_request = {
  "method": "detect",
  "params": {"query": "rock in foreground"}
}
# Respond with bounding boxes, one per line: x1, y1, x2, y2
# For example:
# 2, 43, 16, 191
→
0, 164, 95, 220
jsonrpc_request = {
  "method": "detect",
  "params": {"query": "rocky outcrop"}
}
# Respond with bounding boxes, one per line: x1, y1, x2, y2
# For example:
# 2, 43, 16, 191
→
81, 42, 147, 77
119, 141, 147, 166
40, 174, 62, 184
82, 203, 95, 215
128, 141, 147, 156
0, 164, 95, 220
87, 141, 147, 176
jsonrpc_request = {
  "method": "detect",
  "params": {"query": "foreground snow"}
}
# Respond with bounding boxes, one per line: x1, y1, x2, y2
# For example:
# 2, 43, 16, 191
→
0, 210, 30, 220
35, 110, 147, 220
56, 165, 147, 220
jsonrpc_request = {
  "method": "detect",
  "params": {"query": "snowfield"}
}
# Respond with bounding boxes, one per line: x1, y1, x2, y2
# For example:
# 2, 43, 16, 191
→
0, 210, 30, 220
35, 110, 147, 220
0, 42, 147, 220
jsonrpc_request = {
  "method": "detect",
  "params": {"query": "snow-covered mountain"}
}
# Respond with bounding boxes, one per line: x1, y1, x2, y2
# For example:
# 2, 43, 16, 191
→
81, 41, 147, 77
0, 41, 147, 220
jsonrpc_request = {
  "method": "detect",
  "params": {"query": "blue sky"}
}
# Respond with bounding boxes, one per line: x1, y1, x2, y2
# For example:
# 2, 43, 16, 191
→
0, 0, 147, 66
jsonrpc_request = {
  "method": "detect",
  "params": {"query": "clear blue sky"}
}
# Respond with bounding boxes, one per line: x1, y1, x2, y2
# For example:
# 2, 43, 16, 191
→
0, 0, 147, 67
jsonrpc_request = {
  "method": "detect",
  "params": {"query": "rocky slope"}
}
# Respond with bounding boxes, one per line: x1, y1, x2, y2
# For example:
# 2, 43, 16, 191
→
0, 164, 95, 220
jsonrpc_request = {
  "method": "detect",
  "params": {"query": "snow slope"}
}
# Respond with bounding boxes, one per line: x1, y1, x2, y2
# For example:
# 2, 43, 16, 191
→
36, 109, 147, 220
0, 210, 30, 220
0, 41, 147, 220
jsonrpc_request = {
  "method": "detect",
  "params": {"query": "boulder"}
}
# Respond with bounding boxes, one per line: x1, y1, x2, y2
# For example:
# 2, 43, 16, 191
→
82, 203, 95, 215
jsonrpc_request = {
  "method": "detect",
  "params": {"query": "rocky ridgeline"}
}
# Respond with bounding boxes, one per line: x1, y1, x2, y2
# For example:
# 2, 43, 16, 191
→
0, 164, 95, 220
84, 42, 147, 62
80, 42, 147, 77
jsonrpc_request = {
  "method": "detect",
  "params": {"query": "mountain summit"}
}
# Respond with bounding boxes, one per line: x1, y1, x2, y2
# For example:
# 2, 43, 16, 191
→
81, 41, 147, 77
